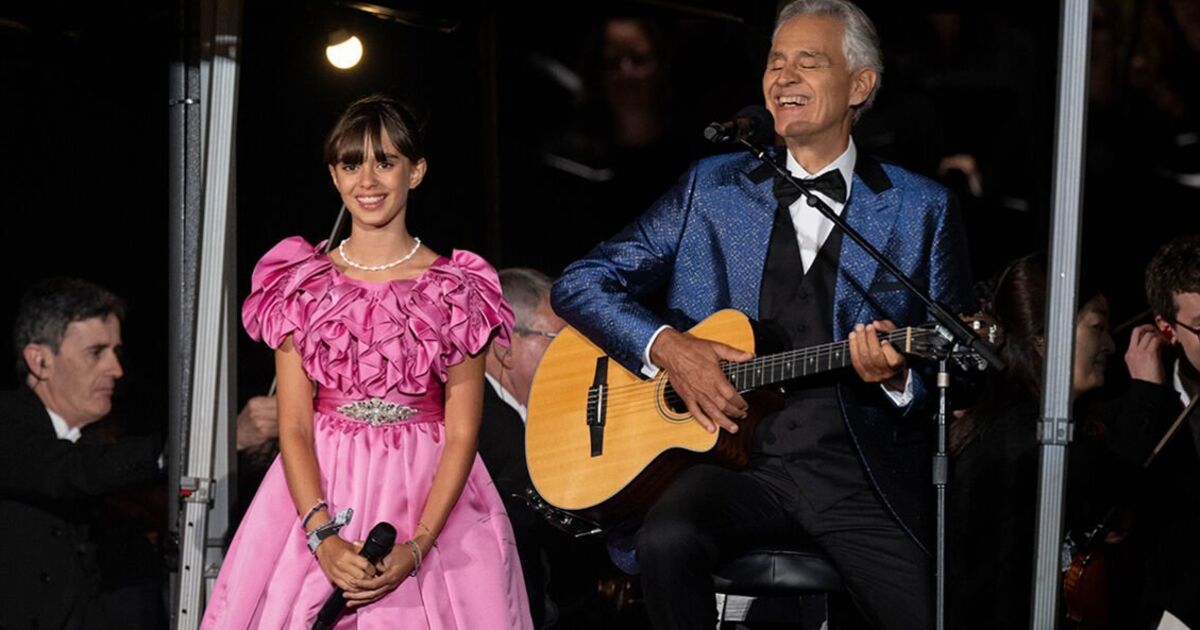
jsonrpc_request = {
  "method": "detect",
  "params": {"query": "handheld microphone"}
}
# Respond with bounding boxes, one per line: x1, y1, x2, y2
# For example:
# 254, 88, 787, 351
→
312, 522, 397, 630
703, 105, 774, 145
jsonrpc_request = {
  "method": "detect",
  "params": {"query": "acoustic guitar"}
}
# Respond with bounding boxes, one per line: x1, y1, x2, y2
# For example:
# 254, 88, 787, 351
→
525, 309, 993, 524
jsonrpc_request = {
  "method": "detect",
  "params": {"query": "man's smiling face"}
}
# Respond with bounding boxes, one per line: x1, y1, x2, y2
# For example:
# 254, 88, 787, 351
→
763, 14, 874, 158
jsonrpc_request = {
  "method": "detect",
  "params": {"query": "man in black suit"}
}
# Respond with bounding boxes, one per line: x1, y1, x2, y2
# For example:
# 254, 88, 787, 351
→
0, 278, 160, 630
478, 268, 566, 628
1127, 235, 1200, 629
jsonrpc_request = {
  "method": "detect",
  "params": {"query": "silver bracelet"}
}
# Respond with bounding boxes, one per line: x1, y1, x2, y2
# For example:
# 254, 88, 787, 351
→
404, 539, 422, 576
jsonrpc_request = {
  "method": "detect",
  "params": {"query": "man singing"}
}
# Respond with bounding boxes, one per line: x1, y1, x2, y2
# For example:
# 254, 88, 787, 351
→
551, 1, 971, 627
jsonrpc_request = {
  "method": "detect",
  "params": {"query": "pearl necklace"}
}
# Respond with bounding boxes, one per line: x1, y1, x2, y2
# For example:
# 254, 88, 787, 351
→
338, 238, 422, 272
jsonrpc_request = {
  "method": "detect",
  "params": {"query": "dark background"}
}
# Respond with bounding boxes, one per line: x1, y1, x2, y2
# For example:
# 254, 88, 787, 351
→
0, 0, 1197, 441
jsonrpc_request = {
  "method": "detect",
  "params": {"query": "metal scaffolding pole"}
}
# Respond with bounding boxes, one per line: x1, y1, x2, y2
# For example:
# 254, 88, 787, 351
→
166, 0, 202, 618
1030, 0, 1092, 626
170, 0, 241, 626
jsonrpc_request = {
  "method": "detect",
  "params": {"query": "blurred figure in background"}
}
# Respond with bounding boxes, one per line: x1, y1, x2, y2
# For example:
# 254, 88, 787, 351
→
481, 268, 566, 628
948, 255, 1123, 630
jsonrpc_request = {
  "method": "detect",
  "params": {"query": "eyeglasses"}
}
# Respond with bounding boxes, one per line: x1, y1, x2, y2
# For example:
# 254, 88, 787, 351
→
1172, 319, 1200, 337
513, 326, 558, 340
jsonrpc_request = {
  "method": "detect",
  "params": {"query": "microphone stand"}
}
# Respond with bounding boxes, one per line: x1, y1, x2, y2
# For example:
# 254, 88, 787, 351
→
735, 137, 1002, 370
730, 135, 1005, 630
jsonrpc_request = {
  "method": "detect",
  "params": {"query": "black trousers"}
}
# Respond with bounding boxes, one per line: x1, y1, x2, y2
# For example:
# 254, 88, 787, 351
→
637, 456, 930, 630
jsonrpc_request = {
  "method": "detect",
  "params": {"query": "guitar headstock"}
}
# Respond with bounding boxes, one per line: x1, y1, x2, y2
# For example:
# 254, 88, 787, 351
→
957, 312, 1005, 370
965, 311, 1005, 347
905, 312, 1005, 370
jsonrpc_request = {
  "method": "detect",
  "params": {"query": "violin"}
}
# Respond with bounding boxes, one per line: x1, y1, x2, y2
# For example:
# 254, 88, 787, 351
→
1062, 504, 1138, 630
1062, 511, 1115, 629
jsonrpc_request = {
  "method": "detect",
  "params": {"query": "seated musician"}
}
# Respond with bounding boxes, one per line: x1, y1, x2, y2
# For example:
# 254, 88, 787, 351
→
550, 1, 972, 627
480, 268, 567, 628
1128, 235, 1200, 629
948, 254, 1124, 629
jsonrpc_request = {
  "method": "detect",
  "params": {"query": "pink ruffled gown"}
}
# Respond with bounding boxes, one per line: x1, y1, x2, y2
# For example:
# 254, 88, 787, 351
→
201, 237, 532, 629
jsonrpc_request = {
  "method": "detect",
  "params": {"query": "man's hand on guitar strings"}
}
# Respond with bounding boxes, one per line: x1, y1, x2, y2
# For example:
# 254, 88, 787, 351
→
848, 321, 908, 393
650, 328, 753, 433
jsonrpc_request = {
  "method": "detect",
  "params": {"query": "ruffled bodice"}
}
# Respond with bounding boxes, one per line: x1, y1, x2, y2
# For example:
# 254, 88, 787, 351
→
242, 236, 513, 399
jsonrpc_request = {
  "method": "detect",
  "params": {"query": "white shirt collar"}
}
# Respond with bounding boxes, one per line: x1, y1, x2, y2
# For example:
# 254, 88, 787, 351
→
484, 373, 527, 422
1173, 360, 1192, 407
46, 407, 82, 443
784, 139, 857, 204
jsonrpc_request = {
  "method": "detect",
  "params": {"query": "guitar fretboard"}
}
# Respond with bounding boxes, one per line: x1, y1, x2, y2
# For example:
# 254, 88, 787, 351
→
721, 326, 934, 391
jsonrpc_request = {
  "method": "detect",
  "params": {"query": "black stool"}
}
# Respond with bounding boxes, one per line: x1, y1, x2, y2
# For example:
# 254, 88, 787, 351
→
713, 540, 847, 629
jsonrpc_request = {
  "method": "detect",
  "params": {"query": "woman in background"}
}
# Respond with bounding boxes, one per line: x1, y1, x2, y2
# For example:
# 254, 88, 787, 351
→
948, 254, 1119, 629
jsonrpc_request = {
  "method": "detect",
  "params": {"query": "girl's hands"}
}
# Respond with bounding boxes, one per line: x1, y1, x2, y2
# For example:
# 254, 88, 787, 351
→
342, 541, 420, 608
314, 536, 376, 591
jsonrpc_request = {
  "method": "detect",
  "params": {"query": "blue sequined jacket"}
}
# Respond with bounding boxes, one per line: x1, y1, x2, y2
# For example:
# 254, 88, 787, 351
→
552, 147, 972, 550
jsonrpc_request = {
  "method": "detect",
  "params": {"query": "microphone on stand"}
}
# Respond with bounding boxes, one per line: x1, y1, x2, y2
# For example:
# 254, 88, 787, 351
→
312, 522, 397, 630
703, 105, 775, 145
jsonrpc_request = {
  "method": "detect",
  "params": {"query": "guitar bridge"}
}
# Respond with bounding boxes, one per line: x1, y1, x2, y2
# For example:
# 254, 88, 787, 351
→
586, 356, 609, 457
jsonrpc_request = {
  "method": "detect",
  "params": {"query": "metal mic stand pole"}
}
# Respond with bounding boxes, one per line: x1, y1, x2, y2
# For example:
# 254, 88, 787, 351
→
934, 355, 951, 630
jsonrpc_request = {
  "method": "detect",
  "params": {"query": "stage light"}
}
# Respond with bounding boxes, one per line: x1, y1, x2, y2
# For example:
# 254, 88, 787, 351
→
326, 31, 363, 70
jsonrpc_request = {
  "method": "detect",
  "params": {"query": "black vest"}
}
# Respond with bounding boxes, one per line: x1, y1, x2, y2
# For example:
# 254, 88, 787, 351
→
753, 190, 870, 511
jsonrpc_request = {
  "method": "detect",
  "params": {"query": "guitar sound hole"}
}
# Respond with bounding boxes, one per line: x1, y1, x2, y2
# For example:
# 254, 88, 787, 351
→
662, 385, 689, 415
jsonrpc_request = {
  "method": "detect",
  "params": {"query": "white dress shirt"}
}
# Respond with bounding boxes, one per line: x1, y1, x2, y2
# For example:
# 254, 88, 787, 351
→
1173, 361, 1188, 407
47, 407, 82, 443
485, 373, 527, 422
785, 141, 856, 273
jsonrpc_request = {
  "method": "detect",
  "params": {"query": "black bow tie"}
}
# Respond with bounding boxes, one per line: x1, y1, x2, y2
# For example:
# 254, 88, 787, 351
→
773, 169, 847, 206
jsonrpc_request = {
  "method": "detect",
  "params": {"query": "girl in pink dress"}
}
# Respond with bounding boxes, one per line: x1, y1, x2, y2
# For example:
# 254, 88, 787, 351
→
201, 95, 532, 629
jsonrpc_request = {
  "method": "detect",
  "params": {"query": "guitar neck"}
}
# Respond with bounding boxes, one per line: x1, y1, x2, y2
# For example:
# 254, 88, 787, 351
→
722, 327, 922, 391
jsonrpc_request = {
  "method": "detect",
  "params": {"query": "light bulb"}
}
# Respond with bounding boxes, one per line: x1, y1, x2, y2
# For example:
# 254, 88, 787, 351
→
326, 34, 363, 70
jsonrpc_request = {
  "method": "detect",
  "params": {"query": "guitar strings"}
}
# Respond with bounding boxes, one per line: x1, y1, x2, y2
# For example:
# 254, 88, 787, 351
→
604, 331, 931, 415
572, 327, 939, 416
583, 327, 928, 404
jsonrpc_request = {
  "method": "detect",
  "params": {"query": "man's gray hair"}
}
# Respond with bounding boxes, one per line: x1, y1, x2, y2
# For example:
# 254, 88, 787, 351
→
13, 277, 125, 378
498, 268, 554, 326
774, 0, 884, 114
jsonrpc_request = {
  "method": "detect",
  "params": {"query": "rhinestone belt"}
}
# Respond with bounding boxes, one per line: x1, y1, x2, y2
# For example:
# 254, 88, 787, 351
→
334, 397, 418, 426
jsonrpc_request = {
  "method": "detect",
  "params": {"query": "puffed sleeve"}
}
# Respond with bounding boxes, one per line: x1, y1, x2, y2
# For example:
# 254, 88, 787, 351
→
419, 250, 514, 374
241, 236, 325, 348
